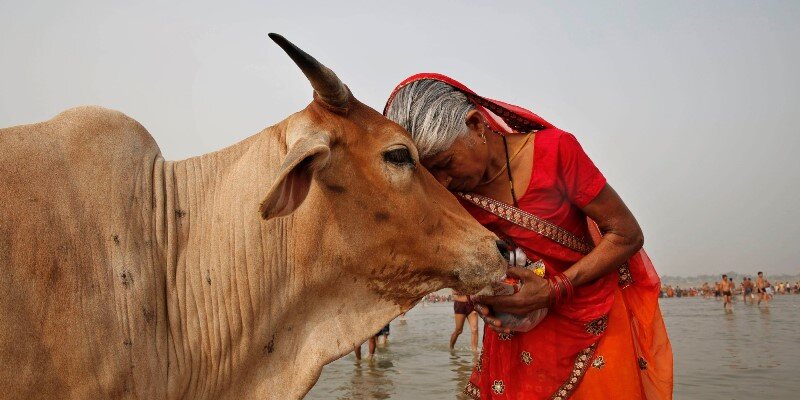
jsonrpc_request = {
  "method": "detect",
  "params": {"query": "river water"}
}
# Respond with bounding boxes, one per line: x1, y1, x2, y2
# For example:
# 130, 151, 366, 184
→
306, 296, 800, 399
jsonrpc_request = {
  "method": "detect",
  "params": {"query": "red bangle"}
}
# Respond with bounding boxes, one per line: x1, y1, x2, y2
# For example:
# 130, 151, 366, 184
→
548, 273, 575, 307
548, 276, 561, 308
557, 272, 575, 302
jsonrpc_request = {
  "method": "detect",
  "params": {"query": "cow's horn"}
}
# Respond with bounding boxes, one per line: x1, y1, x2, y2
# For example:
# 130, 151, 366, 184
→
269, 33, 350, 111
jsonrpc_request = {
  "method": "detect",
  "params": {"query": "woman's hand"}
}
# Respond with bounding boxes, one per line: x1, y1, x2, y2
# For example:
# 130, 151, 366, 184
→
471, 267, 551, 332
471, 302, 509, 333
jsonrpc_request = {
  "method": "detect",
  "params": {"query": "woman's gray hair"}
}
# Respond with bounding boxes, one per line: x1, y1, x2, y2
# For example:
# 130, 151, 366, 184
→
385, 80, 475, 159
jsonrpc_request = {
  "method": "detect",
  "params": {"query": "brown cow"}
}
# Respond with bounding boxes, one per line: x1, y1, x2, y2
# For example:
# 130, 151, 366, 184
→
0, 34, 506, 398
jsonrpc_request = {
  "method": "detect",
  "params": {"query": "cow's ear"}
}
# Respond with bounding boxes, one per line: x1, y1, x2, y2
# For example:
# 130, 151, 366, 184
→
260, 134, 331, 220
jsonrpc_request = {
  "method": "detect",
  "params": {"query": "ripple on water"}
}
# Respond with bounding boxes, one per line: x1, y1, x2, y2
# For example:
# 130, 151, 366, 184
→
306, 296, 800, 399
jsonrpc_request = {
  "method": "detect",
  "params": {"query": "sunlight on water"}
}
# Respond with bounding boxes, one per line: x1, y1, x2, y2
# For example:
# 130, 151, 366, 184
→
306, 296, 800, 399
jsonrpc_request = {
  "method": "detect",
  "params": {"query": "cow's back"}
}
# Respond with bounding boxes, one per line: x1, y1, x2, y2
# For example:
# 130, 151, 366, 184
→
0, 106, 168, 398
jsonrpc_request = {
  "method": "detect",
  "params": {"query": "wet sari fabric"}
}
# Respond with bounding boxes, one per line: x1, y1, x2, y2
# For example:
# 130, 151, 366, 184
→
384, 74, 672, 399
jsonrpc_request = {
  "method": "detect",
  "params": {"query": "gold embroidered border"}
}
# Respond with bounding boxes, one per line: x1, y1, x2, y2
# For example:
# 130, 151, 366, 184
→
550, 343, 597, 400
459, 192, 635, 291
458, 192, 594, 255
464, 381, 481, 399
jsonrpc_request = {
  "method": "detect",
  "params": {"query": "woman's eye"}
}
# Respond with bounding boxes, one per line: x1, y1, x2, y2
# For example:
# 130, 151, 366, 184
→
383, 148, 415, 166
439, 156, 453, 170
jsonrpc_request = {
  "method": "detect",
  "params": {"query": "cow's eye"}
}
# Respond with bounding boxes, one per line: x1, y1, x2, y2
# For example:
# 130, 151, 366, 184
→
383, 147, 415, 167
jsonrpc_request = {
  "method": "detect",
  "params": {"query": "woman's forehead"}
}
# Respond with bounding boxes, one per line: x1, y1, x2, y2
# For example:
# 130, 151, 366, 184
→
422, 150, 450, 166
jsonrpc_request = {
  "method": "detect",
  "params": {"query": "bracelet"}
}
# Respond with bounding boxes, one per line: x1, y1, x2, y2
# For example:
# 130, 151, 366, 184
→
556, 272, 575, 302
547, 272, 575, 307
547, 276, 561, 308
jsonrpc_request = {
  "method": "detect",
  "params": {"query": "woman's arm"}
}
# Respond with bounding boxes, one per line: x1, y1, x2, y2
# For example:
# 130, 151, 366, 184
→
564, 183, 643, 287
474, 183, 642, 323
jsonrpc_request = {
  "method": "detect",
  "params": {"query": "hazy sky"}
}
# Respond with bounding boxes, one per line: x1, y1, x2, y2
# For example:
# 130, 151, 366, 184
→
2, 1, 799, 277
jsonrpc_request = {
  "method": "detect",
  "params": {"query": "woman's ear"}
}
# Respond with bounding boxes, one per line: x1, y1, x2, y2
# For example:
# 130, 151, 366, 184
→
465, 109, 486, 132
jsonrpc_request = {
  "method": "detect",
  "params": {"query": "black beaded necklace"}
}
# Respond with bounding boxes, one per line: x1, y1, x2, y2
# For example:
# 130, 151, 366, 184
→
484, 122, 522, 208
501, 134, 520, 208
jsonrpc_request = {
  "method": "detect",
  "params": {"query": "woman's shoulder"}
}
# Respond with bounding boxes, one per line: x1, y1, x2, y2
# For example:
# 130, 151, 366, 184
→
535, 128, 595, 163
535, 127, 566, 141
534, 127, 579, 151
536, 127, 584, 147
532, 127, 577, 164
532, 127, 606, 206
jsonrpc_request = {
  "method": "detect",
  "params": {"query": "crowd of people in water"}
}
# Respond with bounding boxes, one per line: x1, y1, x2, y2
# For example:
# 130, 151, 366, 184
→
659, 272, 799, 311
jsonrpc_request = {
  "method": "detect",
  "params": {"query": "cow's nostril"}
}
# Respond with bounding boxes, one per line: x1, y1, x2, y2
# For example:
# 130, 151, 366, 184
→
495, 240, 510, 261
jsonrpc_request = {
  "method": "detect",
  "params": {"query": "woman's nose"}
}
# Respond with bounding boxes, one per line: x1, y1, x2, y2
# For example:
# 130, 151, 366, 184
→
434, 172, 450, 187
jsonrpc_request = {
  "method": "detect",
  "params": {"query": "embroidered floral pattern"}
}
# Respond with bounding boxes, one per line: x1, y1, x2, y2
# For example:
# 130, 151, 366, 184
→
492, 380, 505, 395
458, 192, 594, 255
498, 332, 514, 341
521, 351, 533, 365
585, 315, 609, 336
551, 343, 597, 400
592, 355, 606, 369
638, 357, 648, 370
464, 381, 481, 399
618, 263, 634, 288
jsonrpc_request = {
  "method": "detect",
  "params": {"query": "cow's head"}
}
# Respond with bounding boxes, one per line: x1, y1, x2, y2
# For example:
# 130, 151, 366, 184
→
260, 34, 506, 306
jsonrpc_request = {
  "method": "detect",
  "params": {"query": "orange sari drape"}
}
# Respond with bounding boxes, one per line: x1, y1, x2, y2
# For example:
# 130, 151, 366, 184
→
573, 233, 674, 399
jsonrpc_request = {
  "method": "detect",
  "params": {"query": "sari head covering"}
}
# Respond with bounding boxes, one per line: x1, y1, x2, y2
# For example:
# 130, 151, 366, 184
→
383, 72, 554, 135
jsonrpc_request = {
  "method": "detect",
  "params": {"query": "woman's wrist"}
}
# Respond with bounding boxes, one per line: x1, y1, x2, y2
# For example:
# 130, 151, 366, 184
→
547, 272, 575, 307
563, 266, 582, 288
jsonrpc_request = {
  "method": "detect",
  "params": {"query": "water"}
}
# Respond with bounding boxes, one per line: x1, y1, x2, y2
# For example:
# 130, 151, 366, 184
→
668, 296, 800, 399
306, 296, 800, 399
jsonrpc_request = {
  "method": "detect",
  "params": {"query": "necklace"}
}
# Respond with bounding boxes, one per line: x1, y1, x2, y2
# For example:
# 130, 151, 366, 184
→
481, 131, 535, 186
502, 135, 519, 207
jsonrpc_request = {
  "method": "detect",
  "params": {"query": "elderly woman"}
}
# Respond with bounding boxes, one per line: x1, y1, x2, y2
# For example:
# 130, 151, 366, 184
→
384, 74, 673, 399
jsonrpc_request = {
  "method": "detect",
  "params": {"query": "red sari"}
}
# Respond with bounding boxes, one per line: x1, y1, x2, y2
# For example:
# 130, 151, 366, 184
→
385, 74, 673, 399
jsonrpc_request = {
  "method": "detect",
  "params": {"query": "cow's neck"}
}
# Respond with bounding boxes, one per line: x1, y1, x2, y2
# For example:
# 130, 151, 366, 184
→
160, 125, 402, 399
239, 207, 407, 398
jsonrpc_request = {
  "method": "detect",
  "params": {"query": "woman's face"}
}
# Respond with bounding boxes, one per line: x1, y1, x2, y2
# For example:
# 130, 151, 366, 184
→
421, 125, 490, 192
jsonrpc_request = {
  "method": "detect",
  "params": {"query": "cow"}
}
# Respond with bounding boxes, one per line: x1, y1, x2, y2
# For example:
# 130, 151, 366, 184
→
0, 34, 506, 399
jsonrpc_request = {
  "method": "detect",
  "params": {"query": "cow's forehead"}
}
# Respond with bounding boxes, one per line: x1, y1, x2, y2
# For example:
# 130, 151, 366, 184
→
300, 99, 408, 144
349, 101, 410, 138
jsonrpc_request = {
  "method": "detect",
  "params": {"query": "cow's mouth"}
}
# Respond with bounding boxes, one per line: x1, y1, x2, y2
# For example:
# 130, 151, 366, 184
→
452, 260, 507, 295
